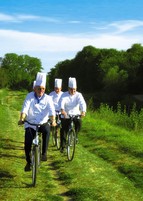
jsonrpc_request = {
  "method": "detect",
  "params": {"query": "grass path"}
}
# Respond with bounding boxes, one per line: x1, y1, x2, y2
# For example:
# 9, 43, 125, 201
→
1, 89, 143, 200
0, 103, 71, 201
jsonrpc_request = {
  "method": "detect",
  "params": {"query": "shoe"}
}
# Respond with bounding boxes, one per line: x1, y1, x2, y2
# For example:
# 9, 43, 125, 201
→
60, 147, 64, 153
41, 154, 47, 161
24, 163, 31, 172
76, 138, 79, 144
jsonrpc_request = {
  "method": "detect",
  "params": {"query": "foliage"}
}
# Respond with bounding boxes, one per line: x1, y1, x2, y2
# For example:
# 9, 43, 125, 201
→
47, 60, 71, 92
124, 44, 143, 93
1, 43, 143, 107
47, 43, 143, 107
0, 53, 43, 90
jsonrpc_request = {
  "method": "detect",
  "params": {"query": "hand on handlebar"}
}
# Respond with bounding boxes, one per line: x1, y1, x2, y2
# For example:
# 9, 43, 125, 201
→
18, 113, 26, 125
61, 110, 68, 118
18, 119, 24, 125
50, 120, 57, 127
81, 112, 86, 118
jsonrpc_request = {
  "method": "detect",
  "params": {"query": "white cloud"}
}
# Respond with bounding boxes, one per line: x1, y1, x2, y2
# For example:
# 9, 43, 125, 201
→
17, 14, 41, 21
91, 20, 143, 35
0, 28, 141, 52
0, 19, 143, 72
109, 20, 143, 33
0, 13, 18, 22
68, 20, 81, 24
0, 12, 60, 23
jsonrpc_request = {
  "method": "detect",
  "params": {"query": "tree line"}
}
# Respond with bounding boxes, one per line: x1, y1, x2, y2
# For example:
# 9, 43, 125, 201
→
1, 43, 143, 107
48, 43, 143, 107
48, 43, 143, 93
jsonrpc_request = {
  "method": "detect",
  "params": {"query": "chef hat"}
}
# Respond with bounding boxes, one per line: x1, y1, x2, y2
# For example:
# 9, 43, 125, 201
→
55, 78, 62, 88
68, 77, 77, 88
33, 80, 36, 89
35, 72, 47, 87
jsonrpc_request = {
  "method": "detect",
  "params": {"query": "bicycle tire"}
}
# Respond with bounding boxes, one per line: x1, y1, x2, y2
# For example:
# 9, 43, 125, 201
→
56, 127, 61, 150
31, 146, 38, 186
67, 129, 76, 161
38, 142, 41, 166
51, 127, 56, 146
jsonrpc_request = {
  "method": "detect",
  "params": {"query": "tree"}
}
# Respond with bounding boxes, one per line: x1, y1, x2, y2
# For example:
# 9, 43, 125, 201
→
69, 46, 103, 92
125, 43, 143, 93
1, 53, 43, 90
103, 65, 128, 93
0, 68, 9, 88
48, 59, 72, 91
47, 43, 143, 104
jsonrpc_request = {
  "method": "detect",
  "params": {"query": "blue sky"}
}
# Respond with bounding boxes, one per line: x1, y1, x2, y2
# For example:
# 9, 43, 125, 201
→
0, 0, 143, 73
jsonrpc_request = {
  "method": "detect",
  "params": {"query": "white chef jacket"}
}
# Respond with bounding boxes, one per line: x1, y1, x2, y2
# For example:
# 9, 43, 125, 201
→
21, 92, 55, 129
49, 91, 63, 112
60, 91, 87, 118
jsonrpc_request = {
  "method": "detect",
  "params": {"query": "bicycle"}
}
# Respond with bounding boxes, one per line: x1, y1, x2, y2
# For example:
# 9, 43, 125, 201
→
66, 115, 80, 161
51, 111, 61, 150
24, 120, 42, 187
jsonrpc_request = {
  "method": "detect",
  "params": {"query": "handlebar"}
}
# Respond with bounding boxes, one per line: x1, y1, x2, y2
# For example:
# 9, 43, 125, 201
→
24, 120, 42, 127
24, 119, 54, 126
55, 110, 61, 115
67, 114, 81, 119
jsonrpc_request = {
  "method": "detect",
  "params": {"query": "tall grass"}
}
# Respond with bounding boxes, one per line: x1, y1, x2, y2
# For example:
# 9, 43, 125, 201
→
91, 102, 143, 131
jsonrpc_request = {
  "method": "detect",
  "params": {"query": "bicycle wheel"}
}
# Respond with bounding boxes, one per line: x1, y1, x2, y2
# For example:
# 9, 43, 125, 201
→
55, 127, 61, 150
38, 142, 41, 166
31, 146, 38, 187
51, 127, 56, 146
67, 129, 76, 161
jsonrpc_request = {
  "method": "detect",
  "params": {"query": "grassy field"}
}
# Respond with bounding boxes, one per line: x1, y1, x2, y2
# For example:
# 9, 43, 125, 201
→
1, 89, 143, 201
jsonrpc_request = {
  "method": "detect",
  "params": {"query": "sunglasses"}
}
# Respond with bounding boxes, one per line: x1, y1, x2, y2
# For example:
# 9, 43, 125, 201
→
37, 87, 45, 91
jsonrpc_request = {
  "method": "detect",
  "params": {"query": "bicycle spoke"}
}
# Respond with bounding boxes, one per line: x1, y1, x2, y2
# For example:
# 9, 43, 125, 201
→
51, 127, 56, 146
56, 128, 61, 150
31, 146, 38, 186
67, 130, 76, 161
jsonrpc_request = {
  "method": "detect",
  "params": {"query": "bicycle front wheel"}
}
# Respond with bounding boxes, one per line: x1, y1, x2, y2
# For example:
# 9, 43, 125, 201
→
51, 127, 56, 146
31, 146, 38, 187
38, 142, 41, 167
55, 127, 61, 150
67, 129, 76, 161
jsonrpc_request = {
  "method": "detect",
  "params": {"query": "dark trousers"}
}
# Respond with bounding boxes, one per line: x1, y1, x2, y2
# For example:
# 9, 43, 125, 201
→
60, 118, 81, 148
24, 123, 50, 164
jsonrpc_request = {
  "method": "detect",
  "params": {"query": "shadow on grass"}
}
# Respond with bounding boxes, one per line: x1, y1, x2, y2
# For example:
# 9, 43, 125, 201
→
48, 160, 64, 170
0, 170, 34, 189
0, 182, 34, 189
0, 138, 23, 151
0, 138, 23, 143
89, 146, 143, 189
118, 164, 143, 188
0, 170, 14, 179
1, 153, 24, 159
21, 182, 35, 188
65, 187, 106, 201
81, 134, 143, 190
0, 170, 15, 188
2, 145, 23, 150
118, 145, 143, 159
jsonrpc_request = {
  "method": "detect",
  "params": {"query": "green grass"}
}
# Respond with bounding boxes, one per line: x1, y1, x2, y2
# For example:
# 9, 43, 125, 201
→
80, 113, 143, 194
1, 89, 143, 201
